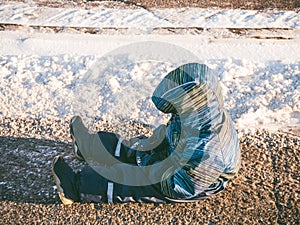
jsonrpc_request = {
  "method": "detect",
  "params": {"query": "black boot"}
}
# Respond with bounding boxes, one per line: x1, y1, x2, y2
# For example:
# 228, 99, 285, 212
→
52, 156, 80, 205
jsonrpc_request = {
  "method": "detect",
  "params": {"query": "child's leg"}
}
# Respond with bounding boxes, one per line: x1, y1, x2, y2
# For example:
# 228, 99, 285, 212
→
78, 166, 167, 203
52, 156, 226, 205
70, 116, 136, 164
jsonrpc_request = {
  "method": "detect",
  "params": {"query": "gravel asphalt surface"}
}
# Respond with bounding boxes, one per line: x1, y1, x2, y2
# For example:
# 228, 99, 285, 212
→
7, 0, 300, 10
1, 117, 299, 224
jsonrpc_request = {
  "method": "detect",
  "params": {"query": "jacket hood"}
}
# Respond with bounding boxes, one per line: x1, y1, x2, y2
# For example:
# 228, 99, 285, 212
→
152, 63, 224, 117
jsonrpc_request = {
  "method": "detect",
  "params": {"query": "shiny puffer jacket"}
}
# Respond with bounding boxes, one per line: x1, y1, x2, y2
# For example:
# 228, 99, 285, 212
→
135, 63, 241, 200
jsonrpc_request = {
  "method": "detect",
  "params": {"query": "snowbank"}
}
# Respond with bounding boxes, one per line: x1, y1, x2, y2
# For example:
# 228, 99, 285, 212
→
0, 51, 299, 133
0, 2, 299, 133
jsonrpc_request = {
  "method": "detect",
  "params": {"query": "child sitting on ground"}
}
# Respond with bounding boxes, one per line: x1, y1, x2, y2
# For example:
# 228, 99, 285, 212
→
52, 63, 240, 204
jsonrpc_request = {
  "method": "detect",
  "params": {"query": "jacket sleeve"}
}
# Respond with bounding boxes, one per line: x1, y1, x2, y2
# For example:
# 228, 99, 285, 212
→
131, 124, 167, 152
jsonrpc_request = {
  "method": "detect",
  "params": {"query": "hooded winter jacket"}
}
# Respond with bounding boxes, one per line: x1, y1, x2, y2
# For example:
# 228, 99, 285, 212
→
135, 63, 240, 200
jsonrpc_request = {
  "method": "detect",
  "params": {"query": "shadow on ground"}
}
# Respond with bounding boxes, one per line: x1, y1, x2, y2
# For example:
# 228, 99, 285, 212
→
0, 136, 77, 204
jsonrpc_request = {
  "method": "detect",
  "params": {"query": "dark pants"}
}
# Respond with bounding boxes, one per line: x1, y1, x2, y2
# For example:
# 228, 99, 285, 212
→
78, 167, 168, 203
71, 118, 226, 203
75, 131, 169, 203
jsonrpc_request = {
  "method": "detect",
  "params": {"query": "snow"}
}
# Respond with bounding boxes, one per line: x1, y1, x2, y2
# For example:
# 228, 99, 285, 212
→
0, 3, 299, 29
0, 2, 299, 133
1, 32, 299, 59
